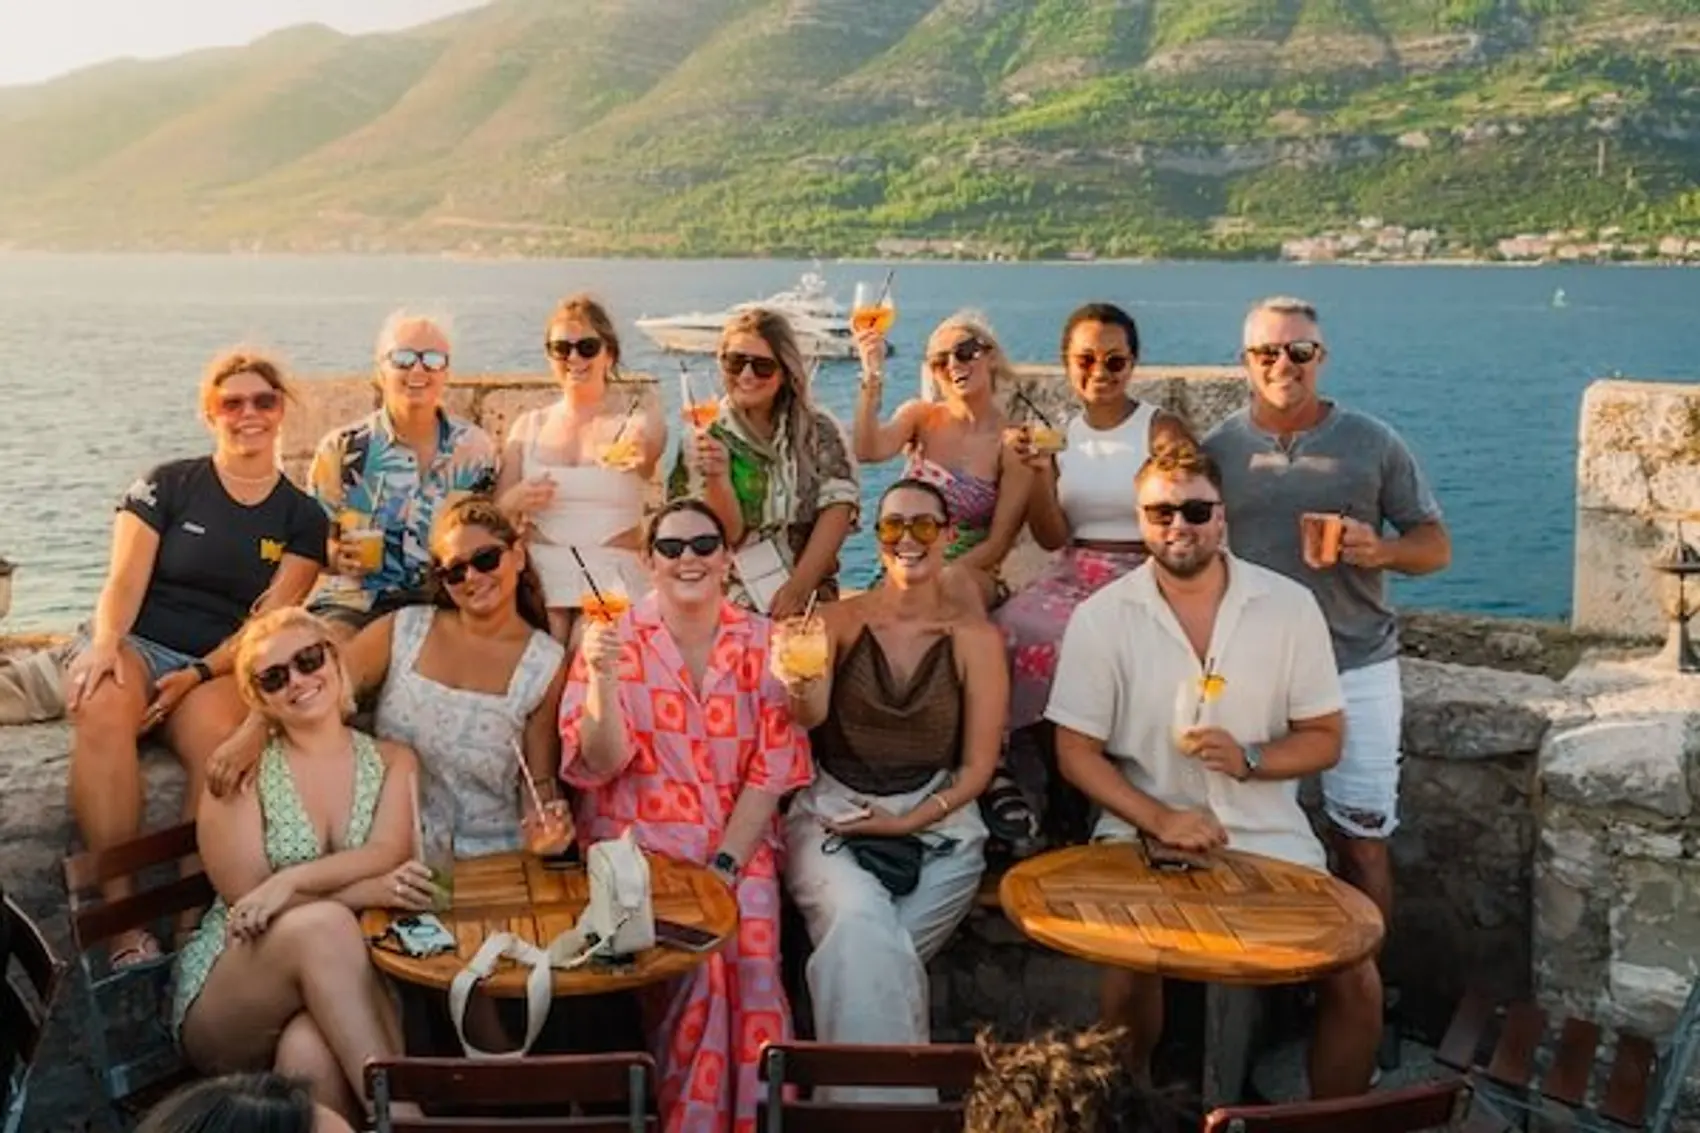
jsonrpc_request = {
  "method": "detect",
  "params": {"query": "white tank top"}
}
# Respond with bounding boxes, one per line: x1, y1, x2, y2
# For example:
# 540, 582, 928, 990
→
1056, 400, 1159, 542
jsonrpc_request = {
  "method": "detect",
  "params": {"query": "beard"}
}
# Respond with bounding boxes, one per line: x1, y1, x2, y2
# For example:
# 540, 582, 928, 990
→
1151, 539, 1218, 579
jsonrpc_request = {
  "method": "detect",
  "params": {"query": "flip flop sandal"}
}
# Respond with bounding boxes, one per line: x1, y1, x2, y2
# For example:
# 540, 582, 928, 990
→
110, 930, 165, 970
980, 774, 1042, 858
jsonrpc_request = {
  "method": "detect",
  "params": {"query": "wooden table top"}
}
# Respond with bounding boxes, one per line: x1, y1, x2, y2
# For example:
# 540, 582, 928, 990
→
361, 851, 739, 998
998, 842, 1383, 986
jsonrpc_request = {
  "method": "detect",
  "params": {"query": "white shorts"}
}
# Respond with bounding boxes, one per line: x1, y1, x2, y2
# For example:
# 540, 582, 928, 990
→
1321, 658, 1403, 839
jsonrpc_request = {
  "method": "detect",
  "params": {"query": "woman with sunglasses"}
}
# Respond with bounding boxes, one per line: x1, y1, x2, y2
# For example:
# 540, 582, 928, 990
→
63, 350, 329, 968
175, 608, 424, 1127
665, 308, 859, 619
852, 312, 1032, 606
560, 500, 812, 1133
993, 303, 1193, 845
783, 479, 1003, 1096
211, 497, 566, 863
306, 311, 498, 637
498, 294, 665, 638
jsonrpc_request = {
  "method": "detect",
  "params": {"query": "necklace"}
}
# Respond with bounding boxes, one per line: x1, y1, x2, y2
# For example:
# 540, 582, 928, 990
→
214, 459, 279, 486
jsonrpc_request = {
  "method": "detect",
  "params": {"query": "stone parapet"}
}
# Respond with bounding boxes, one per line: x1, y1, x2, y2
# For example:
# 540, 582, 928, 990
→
1574, 379, 1700, 638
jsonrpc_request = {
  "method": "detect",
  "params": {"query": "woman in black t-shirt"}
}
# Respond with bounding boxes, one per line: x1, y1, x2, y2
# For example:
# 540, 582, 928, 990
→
63, 350, 328, 966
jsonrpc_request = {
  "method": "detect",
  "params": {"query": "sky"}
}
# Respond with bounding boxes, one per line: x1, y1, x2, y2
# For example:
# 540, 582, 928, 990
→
0, 0, 492, 87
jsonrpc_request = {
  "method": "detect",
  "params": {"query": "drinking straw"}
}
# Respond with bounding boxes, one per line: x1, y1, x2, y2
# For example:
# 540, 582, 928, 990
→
409, 771, 425, 861
875, 268, 896, 307
570, 547, 606, 607
608, 395, 640, 446
678, 360, 696, 407
513, 741, 547, 821
1192, 656, 1217, 727
801, 589, 819, 624
1014, 390, 1055, 428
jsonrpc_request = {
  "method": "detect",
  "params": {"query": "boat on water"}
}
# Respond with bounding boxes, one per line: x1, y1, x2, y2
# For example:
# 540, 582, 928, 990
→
635, 272, 860, 359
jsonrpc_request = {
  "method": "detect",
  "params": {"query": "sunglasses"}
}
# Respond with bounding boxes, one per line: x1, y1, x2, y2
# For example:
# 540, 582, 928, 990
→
216, 391, 283, 416
1142, 500, 1222, 527
1245, 341, 1324, 366
253, 642, 331, 695
875, 514, 945, 547
1071, 352, 1133, 375
386, 348, 450, 373
546, 337, 604, 362
652, 533, 725, 560
927, 339, 989, 372
719, 352, 780, 380
435, 544, 506, 586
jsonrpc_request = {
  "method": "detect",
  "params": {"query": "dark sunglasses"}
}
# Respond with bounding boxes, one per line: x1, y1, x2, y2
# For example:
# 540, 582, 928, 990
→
546, 337, 604, 362
1142, 500, 1222, 527
386, 348, 451, 373
1245, 340, 1324, 366
435, 544, 506, 586
926, 339, 989, 372
216, 391, 283, 416
875, 514, 945, 547
719, 352, 780, 380
1071, 352, 1133, 375
652, 533, 725, 559
253, 642, 331, 695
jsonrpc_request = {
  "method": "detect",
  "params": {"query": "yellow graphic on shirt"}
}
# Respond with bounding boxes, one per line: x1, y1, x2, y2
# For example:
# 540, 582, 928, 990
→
259, 538, 286, 564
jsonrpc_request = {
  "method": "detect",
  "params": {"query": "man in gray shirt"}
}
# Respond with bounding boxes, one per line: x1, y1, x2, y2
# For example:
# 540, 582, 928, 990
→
1203, 296, 1450, 932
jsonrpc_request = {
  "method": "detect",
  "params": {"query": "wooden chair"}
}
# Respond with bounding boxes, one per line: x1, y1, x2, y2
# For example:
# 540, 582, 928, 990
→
365, 1053, 658, 1133
1, 892, 67, 1133
1202, 1078, 1477, 1133
758, 1041, 985, 1133
1436, 982, 1700, 1133
61, 821, 215, 1126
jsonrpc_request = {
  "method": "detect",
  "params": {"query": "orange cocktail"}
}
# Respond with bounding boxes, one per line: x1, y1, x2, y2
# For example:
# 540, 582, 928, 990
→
522, 799, 574, 857
683, 400, 720, 430
581, 590, 631, 623
597, 435, 643, 471
774, 617, 830, 682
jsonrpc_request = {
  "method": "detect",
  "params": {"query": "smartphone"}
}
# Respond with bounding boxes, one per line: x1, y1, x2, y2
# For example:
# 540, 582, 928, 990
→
391, 913, 458, 957
654, 918, 721, 954
1141, 834, 1212, 873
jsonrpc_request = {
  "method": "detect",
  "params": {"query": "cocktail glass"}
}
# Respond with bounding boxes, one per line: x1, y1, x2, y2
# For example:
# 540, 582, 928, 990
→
850, 280, 896, 337
774, 616, 830, 682
580, 588, 631, 624
521, 798, 574, 858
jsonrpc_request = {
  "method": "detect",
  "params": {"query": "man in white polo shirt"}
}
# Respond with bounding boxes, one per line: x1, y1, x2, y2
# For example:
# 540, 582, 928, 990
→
1049, 441, 1381, 1098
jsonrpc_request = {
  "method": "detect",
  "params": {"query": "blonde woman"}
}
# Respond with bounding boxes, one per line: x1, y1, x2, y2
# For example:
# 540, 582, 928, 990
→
498, 294, 665, 637
63, 350, 328, 966
666, 308, 859, 619
174, 609, 426, 1127
851, 310, 1033, 606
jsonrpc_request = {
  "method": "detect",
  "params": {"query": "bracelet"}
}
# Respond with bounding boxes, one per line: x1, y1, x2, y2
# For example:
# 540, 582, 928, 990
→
860, 372, 883, 389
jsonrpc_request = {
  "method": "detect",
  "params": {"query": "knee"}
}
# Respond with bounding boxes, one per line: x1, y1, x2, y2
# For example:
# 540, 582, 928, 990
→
1320, 960, 1382, 1018
70, 697, 142, 760
271, 901, 366, 956
810, 899, 912, 962
1331, 830, 1391, 866
274, 1013, 339, 1078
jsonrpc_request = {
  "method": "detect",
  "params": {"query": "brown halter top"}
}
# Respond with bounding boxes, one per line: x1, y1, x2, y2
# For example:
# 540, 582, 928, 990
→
809, 625, 962, 796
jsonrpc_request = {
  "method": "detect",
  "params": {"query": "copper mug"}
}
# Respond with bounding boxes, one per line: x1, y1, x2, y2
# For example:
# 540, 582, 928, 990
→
1301, 512, 1344, 569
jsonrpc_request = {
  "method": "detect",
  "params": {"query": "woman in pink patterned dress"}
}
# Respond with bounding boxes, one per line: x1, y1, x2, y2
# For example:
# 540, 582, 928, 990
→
559, 499, 813, 1133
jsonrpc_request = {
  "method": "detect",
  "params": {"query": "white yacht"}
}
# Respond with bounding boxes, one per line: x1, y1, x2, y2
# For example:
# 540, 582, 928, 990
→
635, 272, 858, 359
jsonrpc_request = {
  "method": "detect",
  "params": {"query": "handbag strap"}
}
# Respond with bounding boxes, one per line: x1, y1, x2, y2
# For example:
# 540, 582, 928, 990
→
447, 933, 553, 1059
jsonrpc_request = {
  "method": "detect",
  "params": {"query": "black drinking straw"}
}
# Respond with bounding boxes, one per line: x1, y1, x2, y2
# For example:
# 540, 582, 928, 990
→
570, 547, 606, 606
608, 394, 639, 446
875, 268, 896, 306
1015, 389, 1055, 428
1192, 656, 1218, 727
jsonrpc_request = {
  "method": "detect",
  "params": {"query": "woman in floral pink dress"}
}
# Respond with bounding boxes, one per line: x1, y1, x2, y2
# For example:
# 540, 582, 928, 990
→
559, 499, 812, 1133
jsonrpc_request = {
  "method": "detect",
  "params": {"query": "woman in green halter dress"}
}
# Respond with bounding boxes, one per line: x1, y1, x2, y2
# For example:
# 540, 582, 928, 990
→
173, 609, 433, 1127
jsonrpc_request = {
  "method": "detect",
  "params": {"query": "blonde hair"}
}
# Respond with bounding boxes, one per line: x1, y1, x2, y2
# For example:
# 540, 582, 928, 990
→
719, 307, 820, 456
233, 608, 355, 721
198, 350, 291, 418
374, 309, 453, 360
546, 293, 622, 369
965, 1027, 1163, 1133
923, 309, 1016, 403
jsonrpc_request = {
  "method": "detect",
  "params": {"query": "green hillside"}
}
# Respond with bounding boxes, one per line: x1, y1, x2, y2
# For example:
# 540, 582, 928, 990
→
2, 0, 1700, 258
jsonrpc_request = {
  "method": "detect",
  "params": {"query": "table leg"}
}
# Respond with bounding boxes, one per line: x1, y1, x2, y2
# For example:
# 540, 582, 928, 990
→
1203, 985, 1264, 1107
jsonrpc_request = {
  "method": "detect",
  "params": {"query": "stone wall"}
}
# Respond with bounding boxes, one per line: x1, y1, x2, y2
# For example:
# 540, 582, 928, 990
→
1574, 379, 1700, 638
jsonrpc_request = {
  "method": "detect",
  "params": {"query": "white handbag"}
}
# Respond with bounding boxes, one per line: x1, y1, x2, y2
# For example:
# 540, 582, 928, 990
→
446, 832, 657, 1059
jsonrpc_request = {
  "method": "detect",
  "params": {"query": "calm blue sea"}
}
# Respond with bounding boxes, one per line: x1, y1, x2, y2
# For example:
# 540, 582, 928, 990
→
2, 254, 1693, 631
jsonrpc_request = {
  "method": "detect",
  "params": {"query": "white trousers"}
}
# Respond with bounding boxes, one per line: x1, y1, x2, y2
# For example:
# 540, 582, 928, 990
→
785, 770, 987, 1103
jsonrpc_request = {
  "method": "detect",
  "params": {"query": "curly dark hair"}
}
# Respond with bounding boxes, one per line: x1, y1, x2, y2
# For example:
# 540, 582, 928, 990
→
428, 494, 551, 632
965, 1027, 1169, 1133
136, 1073, 316, 1133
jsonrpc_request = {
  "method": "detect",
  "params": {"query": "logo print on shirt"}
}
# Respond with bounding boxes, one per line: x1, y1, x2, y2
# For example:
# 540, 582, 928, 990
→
182, 522, 206, 535
122, 479, 158, 509
259, 538, 285, 564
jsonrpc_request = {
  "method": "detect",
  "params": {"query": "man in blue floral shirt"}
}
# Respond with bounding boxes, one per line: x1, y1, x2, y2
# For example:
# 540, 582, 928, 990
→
306, 312, 497, 633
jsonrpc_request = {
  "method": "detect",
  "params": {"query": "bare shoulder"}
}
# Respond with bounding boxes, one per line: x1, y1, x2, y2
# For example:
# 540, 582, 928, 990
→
952, 618, 1006, 659
822, 592, 870, 639
372, 736, 418, 776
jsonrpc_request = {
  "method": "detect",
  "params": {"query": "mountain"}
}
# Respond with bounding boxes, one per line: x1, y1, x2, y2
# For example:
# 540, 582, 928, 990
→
3, 0, 1700, 259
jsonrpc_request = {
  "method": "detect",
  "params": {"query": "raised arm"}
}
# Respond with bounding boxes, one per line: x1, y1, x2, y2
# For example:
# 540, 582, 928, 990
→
1023, 455, 1071, 552
559, 623, 633, 785
853, 393, 926, 465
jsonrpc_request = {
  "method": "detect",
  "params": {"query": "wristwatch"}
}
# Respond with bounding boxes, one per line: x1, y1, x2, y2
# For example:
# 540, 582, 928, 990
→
191, 660, 214, 684
711, 851, 739, 880
1240, 743, 1263, 782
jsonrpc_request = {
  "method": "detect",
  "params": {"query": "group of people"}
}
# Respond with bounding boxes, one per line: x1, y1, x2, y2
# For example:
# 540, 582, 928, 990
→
59, 290, 1448, 1133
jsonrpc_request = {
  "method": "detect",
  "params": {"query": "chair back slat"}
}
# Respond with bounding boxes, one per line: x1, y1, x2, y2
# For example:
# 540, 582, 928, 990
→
70, 874, 214, 950
1648, 978, 1700, 1133
1540, 1017, 1600, 1108
367, 1055, 656, 1133
63, 822, 199, 892
1202, 1078, 1473, 1133
1599, 1033, 1657, 1128
1437, 988, 1494, 1071
1483, 1002, 1545, 1089
757, 1101, 965, 1133
759, 1042, 984, 1090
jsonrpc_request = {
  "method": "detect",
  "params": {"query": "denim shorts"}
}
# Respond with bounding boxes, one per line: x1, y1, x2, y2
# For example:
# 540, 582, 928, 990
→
69, 627, 199, 698
1322, 659, 1404, 840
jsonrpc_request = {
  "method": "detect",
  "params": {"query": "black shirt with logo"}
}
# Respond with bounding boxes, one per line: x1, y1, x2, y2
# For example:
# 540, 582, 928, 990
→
122, 458, 329, 658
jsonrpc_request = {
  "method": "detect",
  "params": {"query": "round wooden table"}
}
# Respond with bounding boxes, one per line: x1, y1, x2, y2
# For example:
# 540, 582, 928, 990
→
361, 850, 739, 997
999, 841, 1384, 986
